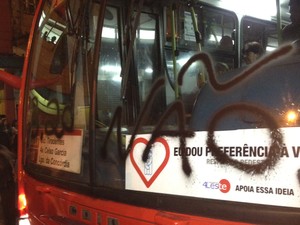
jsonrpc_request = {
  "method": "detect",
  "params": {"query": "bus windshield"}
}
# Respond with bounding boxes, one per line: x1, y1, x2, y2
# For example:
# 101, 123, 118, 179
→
17, 0, 300, 224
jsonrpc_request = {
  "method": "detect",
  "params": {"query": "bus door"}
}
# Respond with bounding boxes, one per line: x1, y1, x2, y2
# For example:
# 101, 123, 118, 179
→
95, 5, 166, 187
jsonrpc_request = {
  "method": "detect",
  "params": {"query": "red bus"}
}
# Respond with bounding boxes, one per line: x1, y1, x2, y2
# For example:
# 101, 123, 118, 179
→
1, 0, 300, 224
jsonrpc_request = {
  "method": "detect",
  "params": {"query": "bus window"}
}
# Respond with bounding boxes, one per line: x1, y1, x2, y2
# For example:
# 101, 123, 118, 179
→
95, 8, 165, 188
200, 5, 238, 70
241, 16, 278, 66
164, 49, 204, 115
95, 6, 124, 188
24, 0, 101, 183
136, 13, 166, 124
96, 6, 122, 128
164, 5, 207, 116
164, 4, 238, 116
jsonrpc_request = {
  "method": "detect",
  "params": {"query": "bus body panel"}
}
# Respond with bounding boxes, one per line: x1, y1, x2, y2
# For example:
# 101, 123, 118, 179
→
24, 174, 253, 225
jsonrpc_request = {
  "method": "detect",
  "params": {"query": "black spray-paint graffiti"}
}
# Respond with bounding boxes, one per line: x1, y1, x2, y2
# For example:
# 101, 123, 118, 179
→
177, 45, 293, 175
31, 43, 298, 182
99, 44, 295, 177
100, 78, 194, 176
206, 103, 283, 174
30, 97, 74, 140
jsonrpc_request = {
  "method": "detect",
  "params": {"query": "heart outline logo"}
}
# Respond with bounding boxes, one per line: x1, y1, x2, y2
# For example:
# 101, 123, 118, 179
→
130, 137, 170, 188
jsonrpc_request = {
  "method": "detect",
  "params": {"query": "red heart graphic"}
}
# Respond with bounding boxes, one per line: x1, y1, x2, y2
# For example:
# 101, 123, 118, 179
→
130, 137, 170, 188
